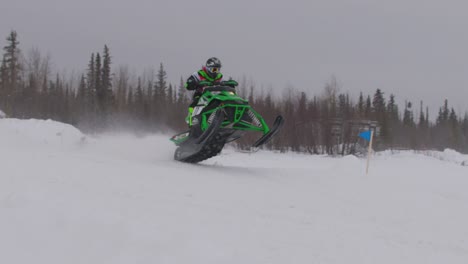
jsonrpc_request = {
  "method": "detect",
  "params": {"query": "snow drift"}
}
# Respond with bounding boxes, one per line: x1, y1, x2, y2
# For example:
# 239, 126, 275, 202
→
0, 118, 86, 149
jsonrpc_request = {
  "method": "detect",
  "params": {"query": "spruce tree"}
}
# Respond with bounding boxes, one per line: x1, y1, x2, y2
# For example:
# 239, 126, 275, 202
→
403, 101, 414, 127
153, 63, 167, 123
372, 89, 387, 145
365, 95, 372, 118
167, 84, 174, 106
357, 92, 364, 117
0, 57, 8, 107
449, 108, 458, 128
135, 78, 144, 118
94, 53, 103, 113
372, 89, 385, 115
155, 63, 167, 100
386, 94, 398, 122
425, 107, 429, 127
437, 99, 449, 124
3, 31, 21, 89
419, 101, 426, 129
177, 77, 187, 106
101, 45, 112, 112
76, 74, 86, 116
126, 87, 134, 114
1, 30, 22, 115
86, 53, 95, 107
449, 108, 460, 148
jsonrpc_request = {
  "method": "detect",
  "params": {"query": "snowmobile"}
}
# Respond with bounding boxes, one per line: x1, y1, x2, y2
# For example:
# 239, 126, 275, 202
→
170, 82, 284, 163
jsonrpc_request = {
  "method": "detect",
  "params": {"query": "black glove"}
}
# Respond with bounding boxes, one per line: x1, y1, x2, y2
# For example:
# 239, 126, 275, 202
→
199, 80, 213, 87
222, 80, 238, 87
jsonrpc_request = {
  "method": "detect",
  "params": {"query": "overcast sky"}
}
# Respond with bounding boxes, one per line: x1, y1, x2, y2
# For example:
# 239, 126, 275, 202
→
1, 0, 468, 117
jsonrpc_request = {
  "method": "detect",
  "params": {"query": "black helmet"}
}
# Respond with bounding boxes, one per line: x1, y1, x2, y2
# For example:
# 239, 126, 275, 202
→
205, 57, 222, 78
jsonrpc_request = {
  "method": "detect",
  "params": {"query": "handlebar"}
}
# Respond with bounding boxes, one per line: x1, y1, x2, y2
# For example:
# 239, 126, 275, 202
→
203, 86, 236, 93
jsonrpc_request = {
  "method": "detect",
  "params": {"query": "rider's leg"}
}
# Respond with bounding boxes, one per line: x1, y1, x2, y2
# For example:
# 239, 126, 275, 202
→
186, 95, 200, 127
185, 106, 194, 126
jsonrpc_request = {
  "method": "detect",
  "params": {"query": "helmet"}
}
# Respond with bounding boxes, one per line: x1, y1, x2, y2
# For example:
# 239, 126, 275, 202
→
205, 57, 222, 78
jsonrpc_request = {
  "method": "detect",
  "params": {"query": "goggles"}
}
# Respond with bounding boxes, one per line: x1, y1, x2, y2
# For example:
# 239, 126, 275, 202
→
207, 67, 220, 73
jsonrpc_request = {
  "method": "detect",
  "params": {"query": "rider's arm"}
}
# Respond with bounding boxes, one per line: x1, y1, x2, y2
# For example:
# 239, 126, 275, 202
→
223, 79, 238, 88
185, 72, 200, 90
184, 75, 200, 91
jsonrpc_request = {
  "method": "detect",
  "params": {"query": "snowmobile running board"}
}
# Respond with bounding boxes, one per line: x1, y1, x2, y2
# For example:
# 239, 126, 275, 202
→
252, 115, 284, 148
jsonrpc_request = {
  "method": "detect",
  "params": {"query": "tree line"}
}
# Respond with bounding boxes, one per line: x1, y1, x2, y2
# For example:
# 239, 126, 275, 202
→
1, 31, 467, 154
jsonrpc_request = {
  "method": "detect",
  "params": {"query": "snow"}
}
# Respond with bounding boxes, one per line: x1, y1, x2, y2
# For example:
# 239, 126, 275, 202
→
421, 149, 468, 166
0, 109, 5, 118
1, 118, 468, 264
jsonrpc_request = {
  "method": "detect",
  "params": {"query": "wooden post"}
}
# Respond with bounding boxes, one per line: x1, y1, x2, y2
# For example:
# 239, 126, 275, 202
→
366, 130, 374, 174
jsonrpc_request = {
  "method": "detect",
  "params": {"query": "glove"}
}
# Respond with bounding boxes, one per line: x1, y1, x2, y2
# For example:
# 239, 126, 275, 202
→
222, 80, 238, 88
199, 80, 213, 87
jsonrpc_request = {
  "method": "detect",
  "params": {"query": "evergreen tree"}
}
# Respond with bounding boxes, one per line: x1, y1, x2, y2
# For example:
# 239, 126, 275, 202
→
126, 87, 134, 113
86, 53, 95, 107
449, 108, 460, 148
135, 78, 144, 118
155, 63, 167, 100
101, 45, 112, 111
437, 99, 449, 124
365, 95, 372, 118
386, 94, 398, 121
76, 74, 87, 117
357, 92, 364, 117
449, 108, 458, 128
462, 113, 468, 152
3, 31, 21, 89
338, 94, 346, 118
0, 56, 8, 92
77, 74, 86, 100
153, 63, 167, 123
1, 30, 22, 115
177, 77, 187, 106
94, 52, 103, 114
403, 101, 414, 127
418, 101, 426, 129
0, 57, 8, 113
372, 88, 386, 121
146, 80, 153, 100
371, 89, 386, 145
425, 106, 429, 127
167, 83, 174, 106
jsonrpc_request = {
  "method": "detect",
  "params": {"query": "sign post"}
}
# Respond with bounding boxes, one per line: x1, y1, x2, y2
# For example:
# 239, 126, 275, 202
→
358, 129, 374, 175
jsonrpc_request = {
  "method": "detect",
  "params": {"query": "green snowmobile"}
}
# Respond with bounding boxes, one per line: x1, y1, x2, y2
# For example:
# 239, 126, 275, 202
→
170, 82, 284, 163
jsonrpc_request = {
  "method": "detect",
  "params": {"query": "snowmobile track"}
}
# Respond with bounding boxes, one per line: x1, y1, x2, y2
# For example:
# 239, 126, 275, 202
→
183, 132, 227, 163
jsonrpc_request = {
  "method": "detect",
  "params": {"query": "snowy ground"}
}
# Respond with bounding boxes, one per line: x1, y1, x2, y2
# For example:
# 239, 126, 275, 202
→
1, 118, 468, 264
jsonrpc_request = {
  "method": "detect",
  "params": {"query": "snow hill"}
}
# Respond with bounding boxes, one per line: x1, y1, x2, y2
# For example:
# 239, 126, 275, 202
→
1, 118, 468, 264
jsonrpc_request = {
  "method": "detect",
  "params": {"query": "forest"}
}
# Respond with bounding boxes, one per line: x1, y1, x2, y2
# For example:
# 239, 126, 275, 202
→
1, 31, 467, 154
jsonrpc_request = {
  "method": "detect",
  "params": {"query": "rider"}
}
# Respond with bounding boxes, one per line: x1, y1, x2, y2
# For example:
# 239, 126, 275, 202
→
184, 57, 237, 126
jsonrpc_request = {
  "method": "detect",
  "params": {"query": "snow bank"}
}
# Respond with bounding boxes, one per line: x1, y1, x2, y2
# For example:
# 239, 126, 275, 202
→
377, 149, 468, 167
0, 109, 5, 118
0, 118, 86, 149
424, 149, 468, 166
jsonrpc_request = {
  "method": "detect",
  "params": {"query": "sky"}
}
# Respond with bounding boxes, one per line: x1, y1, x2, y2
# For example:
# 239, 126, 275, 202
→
1, 0, 468, 118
